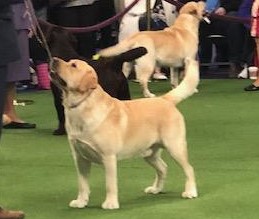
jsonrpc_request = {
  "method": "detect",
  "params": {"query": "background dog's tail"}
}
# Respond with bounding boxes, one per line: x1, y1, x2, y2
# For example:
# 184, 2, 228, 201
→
98, 39, 136, 57
163, 58, 200, 105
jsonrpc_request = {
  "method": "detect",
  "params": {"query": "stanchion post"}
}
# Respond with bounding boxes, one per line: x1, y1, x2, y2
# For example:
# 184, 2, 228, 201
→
146, 0, 151, 30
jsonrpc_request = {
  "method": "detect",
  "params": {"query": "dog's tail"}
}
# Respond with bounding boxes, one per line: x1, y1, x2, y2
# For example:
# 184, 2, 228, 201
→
114, 47, 147, 63
163, 58, 199, 105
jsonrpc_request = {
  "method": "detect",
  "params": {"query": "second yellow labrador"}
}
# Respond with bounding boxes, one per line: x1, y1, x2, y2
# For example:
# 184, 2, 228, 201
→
50, 57, 199, 210
99, 1, 206, 97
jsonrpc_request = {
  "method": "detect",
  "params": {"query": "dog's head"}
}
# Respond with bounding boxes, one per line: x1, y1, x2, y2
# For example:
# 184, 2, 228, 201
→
50, 57, 98, 94
39, 20, 80, 61
179, 1, 206, 20
47, 26, 77, 50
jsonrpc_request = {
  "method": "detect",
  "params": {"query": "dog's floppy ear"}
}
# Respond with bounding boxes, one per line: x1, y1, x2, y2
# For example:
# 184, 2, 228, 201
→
197, 1, 206, 14
78, 69, 98, 93
189, 9, 198, 16
180, 1, 205, 17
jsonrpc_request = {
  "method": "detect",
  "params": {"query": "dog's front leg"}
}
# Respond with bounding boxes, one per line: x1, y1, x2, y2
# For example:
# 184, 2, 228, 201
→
102, 155, 119, 209
69, 144, 91, 208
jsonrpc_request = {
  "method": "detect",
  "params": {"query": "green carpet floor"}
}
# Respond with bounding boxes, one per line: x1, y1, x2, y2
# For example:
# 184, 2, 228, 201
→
1, 79, 259, 219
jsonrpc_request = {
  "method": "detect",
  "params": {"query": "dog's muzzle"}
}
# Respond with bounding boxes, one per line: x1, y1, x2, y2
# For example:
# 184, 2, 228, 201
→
50, 57, 59, 73
49, 58, 67, 88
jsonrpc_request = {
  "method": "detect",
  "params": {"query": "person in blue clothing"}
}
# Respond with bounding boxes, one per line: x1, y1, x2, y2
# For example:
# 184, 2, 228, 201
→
217, 0, 251, 78
198, 0, 253, 79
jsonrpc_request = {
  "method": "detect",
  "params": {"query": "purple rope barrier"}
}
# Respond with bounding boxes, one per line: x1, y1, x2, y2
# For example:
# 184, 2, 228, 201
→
209, 13, 251, 25
38, 0, 141, 33
39, 0, 251, 33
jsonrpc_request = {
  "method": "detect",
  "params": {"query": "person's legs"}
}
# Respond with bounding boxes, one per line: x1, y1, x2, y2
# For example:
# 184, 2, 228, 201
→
98, 0, 117, 48
0, 67, 25, 219
241, 30, 256, 66
244, 37, 259, 91
3, 82, 36, 129
0, 65, 8, 137
3, 82, 19, 123
52, 5, 98, 59
227, 24, 245, 64
199, 21, 213, 63
77, 3, 100, 58
226, 12, 246, 77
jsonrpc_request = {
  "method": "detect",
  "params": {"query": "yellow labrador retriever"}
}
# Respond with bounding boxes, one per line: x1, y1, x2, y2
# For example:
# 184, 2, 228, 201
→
50, 57, 199, 210
99, 1, 205, 98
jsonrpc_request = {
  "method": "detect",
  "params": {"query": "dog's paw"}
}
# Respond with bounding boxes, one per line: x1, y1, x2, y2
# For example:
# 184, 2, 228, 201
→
194, 88, 199, 93
144, 186, 162, 194
181, 189, 198, 199
144, 93, 156, 98
102, 199, 119, 210
69, 199, 88, 208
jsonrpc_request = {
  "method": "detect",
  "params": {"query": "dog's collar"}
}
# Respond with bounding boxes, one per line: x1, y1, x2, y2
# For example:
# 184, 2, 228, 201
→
68, 96, 87, 109
67, 92, 90, 109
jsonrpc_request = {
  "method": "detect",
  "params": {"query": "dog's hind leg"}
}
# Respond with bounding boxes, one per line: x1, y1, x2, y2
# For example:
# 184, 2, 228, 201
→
144, 148, 168, 194
164, 136, 198, 199
122, 62, 133, 78
170, 67, 179, 88
135, 59, 156, 98
69, 144, 92, 208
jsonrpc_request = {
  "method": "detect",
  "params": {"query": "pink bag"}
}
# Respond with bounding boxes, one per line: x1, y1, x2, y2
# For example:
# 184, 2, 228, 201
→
36, 63, 50, 90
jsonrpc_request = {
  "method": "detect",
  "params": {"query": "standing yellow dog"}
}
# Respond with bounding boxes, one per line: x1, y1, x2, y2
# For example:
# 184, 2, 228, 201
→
50, 56, 199, 210
99, 1, 205, 97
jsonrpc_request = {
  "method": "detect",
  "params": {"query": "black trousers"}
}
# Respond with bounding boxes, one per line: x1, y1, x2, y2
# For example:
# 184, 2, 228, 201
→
199, 11, 254, 65
199, 19, 229, 63
48, 1, 116, 59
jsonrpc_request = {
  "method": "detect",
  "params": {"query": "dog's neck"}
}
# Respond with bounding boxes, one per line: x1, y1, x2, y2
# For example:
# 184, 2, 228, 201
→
169, 14, 200, 34
67, 94, 89, 109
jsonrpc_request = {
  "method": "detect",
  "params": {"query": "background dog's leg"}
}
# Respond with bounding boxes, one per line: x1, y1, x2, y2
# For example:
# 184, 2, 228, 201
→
144, 148, 168, 194
166, 138, 198, 199
102, 155, 119, 209
170, 67, 179, 89
122, 62, 133, 78
138, 78, 155, 98
69, 146, 91, 208
135, 62, 155, 98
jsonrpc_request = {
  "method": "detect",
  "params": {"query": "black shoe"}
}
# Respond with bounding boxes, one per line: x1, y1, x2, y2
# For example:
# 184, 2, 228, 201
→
244, 84, 259, 91
3, 121, 36, 129
53, 127, 66, 135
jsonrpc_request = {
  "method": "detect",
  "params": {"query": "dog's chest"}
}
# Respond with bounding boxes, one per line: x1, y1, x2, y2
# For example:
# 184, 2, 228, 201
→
66, 112, 103, 163
66, 115, 84, 136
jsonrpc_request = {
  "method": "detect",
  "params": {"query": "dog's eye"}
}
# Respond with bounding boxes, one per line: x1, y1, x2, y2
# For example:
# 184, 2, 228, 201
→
71, 63, 77, 68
